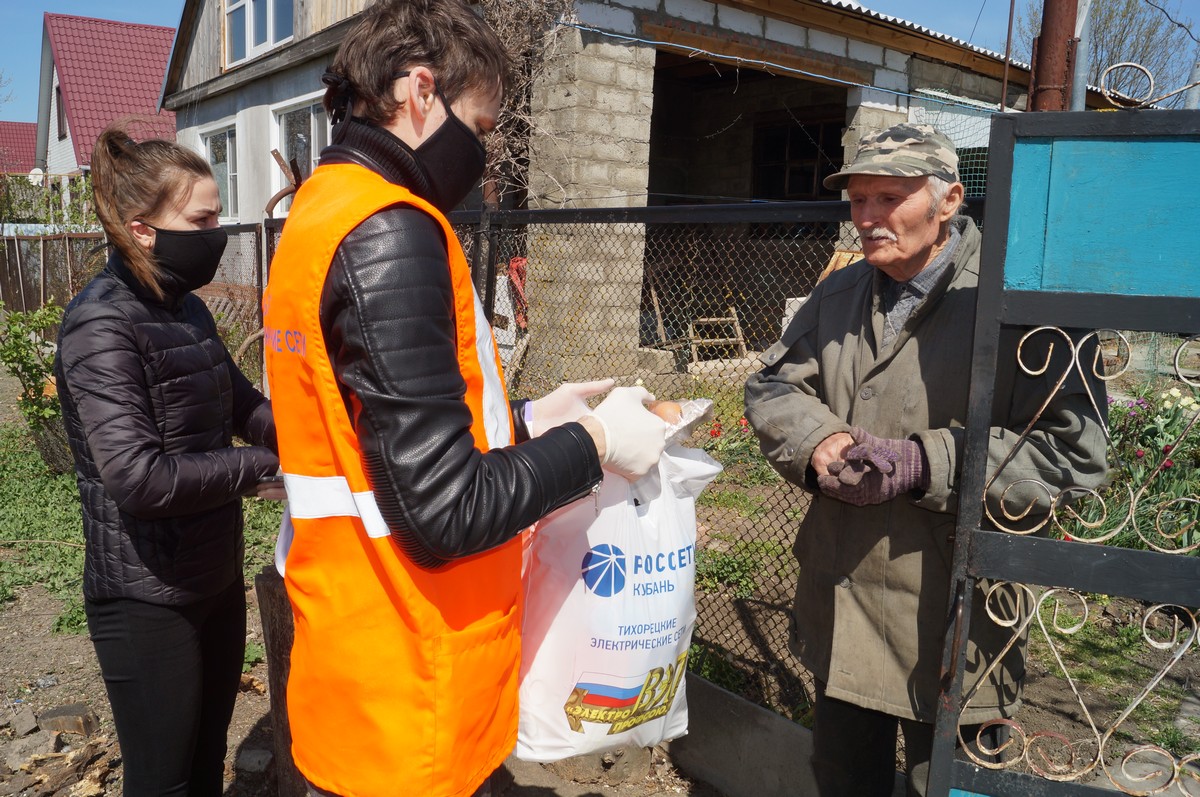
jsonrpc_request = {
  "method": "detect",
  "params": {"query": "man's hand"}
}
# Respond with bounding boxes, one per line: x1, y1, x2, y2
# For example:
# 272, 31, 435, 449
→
816, 427, 930, 506
810, 431, 855, 479
529, 379, 616, 437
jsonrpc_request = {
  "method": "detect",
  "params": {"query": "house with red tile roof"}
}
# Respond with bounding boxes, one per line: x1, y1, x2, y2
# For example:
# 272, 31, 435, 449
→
0, 122, 37, 175
34, 13, 176, 181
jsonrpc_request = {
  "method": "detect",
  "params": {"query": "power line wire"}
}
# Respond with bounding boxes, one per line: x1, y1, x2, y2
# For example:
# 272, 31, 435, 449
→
1139, 0, 1200, 47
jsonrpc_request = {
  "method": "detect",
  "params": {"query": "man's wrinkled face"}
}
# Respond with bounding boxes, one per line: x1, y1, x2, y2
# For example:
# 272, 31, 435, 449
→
848, 174, 956, 282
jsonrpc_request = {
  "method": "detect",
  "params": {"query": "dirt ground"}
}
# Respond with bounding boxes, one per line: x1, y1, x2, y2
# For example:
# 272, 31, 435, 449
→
0, 583, 722, 797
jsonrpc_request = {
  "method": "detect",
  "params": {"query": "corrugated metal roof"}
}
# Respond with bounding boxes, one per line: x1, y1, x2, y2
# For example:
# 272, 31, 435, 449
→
0, 121, 38, 173
45, 13, 177, 167
816, 0, 1017, 64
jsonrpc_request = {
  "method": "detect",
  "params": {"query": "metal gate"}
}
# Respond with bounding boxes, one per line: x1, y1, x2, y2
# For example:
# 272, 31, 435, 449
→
929, 110, 1200, 795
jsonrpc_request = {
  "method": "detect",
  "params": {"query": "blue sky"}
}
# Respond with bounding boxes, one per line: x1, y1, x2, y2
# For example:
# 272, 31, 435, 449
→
0, 1, 185, 123
0, 0, 1059, 124
860, 0, 1016, 53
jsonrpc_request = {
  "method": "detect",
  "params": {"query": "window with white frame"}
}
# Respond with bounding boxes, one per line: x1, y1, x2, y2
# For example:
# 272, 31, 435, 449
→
226, 0, 293, 66
203, 127, 238, 219
275, 101, 328, 212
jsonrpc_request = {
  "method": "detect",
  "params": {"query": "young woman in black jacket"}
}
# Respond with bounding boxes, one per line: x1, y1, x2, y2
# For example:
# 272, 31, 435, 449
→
54, 122, 282, 796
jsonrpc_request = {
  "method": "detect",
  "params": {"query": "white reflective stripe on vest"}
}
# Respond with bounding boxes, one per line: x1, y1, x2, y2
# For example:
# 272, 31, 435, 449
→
281, 473, 391, 539
473, 287, 512, 451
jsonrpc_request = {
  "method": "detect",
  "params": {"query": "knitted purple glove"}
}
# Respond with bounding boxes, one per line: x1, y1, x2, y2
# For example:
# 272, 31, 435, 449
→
816, 427, 930, 506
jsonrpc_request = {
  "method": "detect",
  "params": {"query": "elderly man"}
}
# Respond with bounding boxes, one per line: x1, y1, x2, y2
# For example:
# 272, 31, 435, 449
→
744, 124, 1107, 796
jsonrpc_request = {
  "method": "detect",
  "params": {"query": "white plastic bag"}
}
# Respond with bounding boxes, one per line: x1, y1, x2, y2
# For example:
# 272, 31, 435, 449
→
516, 401, 721, 761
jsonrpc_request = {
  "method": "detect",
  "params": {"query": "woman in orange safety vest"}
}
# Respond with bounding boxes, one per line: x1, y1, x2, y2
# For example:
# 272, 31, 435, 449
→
263, 2, 666, 795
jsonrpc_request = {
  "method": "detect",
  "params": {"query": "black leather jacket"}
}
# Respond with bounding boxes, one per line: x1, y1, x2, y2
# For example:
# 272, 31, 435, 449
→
56, 253, 279, 604
316, 119, 603, 569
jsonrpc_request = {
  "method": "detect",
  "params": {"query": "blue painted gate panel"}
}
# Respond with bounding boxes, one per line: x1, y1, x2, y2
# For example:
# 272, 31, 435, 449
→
1004, 136, 1200, 297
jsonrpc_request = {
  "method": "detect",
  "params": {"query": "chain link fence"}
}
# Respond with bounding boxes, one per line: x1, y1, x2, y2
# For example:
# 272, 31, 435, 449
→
7, 201, 1193, 728
447, 202, 880, 718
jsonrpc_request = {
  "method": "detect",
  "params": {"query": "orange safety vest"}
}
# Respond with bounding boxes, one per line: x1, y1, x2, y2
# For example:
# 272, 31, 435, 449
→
263, 163, 521, 797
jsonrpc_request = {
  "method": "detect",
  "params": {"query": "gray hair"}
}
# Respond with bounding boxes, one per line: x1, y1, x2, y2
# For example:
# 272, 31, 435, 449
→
925, 175, 962, 219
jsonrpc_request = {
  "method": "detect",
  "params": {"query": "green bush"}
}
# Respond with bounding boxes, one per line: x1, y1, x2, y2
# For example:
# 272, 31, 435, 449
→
0, 304, 64, 428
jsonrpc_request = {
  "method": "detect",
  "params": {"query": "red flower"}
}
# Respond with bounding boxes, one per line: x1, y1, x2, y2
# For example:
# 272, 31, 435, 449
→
1135, 449, 1145, 459
738, 417, 749, 429
1164, 459, 1174, 469
1163, 444, 1173, 454
709, 422, 722, 438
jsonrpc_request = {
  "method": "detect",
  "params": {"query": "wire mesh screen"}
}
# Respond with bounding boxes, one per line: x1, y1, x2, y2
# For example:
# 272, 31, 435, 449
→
439, 202, 1193, 726
910, 93, 997, 198
194, 224, 265, 389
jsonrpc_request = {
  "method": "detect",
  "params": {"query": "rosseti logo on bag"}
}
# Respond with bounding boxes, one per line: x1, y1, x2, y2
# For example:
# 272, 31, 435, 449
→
581, 544, 626, 596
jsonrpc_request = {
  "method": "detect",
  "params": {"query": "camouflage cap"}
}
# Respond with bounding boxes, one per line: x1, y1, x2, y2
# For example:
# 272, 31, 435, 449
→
823, 123, 959, 191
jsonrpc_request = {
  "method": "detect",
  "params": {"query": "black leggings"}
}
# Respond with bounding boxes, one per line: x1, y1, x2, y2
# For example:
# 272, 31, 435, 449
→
85, 580, 246, 797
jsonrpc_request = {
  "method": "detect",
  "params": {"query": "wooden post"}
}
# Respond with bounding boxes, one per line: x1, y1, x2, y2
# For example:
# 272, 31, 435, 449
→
64, 235, 73, 296
253, 566, 306, 797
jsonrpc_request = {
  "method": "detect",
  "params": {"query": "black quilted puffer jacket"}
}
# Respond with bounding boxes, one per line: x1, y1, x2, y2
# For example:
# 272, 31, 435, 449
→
55, 253, 279, 605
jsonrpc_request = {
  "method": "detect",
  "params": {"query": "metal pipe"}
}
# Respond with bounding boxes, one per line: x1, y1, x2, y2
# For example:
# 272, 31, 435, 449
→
1070, 0, 1093, 111
1186, 62, 1200, 109
1000, 0, 1017, 109
1031, 0, 1080, 110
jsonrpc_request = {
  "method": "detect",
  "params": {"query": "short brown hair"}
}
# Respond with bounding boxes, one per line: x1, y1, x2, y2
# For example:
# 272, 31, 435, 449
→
325, 0, 512, 127
90, 120, 212, 300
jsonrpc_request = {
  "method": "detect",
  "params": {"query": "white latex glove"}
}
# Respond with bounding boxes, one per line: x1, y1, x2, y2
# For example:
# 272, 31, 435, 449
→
588, 386, 667, 481
529, 378, 615, 437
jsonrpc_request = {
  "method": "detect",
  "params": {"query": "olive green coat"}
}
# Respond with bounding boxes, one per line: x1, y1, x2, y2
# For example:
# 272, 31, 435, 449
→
744, 217, 1107, 723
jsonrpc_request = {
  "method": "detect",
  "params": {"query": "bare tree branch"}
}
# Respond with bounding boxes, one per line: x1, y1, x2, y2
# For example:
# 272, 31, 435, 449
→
478, 0, 574, 207
1015, 0, 1198, 107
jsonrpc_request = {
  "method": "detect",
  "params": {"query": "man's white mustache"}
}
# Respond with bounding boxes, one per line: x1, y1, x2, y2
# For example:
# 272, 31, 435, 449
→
864, 228, 898, 242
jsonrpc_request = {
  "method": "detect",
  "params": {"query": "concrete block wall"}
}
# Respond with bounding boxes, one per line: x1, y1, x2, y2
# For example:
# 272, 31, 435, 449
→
518, 223, 651, 392
529, 23, 654, 209
524, 22, 656, 385
910, 57, 1005, 106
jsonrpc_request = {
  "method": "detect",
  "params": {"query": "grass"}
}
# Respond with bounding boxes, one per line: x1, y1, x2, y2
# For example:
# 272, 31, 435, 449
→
0, 421, 284, 633
686, 641, 749, 694
1028, 597, 1199, 756
0, 424, 88, 631
242, 640, 266, 673
698, 488, 766, 517
695, 532, 789, 599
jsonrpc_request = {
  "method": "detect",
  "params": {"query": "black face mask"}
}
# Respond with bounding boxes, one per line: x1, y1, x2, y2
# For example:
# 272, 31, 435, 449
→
394, 71, 487, 214
149, 225, 228, 295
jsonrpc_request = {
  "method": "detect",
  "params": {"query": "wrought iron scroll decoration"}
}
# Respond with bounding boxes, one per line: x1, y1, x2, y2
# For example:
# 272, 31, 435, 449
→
1100, 62, 1200, 109
955, 585, 1200, 794
956, 330, 1200, 792
983, 328, 1200, 555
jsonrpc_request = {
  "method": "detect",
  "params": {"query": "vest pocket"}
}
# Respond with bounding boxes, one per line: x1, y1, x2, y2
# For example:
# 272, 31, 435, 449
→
432, 604, 520, 788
